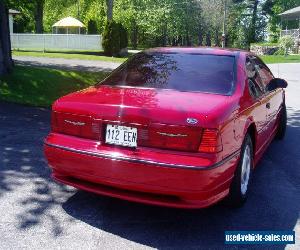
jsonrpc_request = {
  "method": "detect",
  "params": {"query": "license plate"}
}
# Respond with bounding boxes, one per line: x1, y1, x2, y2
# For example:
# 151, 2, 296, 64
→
105, 124, 137, 148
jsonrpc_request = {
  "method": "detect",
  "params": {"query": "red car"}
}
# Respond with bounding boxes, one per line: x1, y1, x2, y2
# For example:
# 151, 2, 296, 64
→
44, 47, 287, 209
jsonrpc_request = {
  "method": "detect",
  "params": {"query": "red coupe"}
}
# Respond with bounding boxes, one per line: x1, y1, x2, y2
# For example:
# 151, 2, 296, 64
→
44, 47, 287, 208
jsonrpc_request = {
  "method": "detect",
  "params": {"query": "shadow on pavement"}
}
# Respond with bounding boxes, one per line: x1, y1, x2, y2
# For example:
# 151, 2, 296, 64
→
14, 49, 134, 57
13, 59, 114, 73
0, 102, 75, 236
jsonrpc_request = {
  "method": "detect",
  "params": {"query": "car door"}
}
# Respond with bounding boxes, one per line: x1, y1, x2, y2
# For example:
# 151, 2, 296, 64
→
252, 57, 282, 135
245, 56, 270, 152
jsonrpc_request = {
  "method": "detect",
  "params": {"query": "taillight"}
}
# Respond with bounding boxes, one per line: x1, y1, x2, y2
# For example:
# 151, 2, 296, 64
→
51, 111, 101, 140
51, 111, 59, 132
198, 129, 223, 153
140, 123, 202, 152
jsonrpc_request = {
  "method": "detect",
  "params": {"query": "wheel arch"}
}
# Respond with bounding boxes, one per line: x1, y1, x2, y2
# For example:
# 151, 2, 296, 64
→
246, 122, 257, 156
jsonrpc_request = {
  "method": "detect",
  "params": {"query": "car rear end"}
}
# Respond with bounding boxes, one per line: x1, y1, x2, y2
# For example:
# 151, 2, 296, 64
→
44, 49, 241, 208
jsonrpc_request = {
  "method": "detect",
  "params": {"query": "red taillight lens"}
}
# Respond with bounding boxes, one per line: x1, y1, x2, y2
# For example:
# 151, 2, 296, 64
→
198, 129, 222, 153
51, 111, 101, 140
141, 123, 202, 152
51, 111, 59, 132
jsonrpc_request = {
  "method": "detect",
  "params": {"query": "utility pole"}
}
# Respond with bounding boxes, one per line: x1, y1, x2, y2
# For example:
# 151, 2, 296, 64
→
222, 0, 227, 48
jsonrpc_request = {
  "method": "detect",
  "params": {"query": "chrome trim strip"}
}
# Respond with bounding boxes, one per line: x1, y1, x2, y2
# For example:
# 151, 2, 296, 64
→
44, 141, 240, 170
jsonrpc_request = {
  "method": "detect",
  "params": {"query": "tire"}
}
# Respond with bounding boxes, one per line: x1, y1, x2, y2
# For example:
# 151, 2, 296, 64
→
276, 103, 287, 140
227, 134, 254, 207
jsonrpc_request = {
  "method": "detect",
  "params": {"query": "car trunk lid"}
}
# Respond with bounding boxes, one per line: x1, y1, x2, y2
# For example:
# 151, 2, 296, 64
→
52, 86, 228, 152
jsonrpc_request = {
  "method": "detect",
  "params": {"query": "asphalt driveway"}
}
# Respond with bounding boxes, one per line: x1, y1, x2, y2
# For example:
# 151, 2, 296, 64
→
13, 55, 121, 72
0, 63, 299, 249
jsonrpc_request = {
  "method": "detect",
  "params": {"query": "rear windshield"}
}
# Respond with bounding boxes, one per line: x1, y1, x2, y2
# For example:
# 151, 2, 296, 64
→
99, 52, 236, 95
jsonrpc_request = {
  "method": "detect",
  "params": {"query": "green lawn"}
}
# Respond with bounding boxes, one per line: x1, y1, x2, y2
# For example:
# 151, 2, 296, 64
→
0, 66, 109, 107
12, 50, 128, 63
260, 55, 300, 64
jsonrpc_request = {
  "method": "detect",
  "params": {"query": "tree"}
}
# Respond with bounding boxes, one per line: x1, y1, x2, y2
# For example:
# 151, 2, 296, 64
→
249, 0, 259, 43
0, 1, 13, 75
35, 0, 44, 33
106, 0, 114, 20
9, 0, 292, 49
226, 0, 267, 48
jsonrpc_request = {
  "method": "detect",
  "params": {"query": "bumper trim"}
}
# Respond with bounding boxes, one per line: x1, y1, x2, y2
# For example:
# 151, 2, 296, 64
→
44, 141, 240, 171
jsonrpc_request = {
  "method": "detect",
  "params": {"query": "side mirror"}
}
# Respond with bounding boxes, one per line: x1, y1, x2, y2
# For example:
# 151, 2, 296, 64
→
267, 78, 288, 92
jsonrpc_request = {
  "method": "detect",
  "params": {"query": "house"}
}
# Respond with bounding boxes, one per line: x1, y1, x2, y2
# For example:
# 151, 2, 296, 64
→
279, 6, 300, 48
8, 9, 20, 34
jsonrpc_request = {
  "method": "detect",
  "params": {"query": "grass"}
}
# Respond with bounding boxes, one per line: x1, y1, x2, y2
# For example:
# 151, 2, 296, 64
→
12, 50, 128, 63
0, 66, 109, 107
261, 54, 300, 64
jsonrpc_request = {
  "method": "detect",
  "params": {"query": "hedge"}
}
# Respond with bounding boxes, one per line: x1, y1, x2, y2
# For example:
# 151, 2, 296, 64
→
102, 21, 128, 56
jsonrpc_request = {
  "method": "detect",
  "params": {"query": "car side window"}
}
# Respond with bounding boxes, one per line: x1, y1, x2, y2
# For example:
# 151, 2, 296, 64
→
252, 57, 274, 92
246, 57, 263, 99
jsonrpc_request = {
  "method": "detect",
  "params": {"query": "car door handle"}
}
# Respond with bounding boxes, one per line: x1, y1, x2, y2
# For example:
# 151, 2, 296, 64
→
266, 103, 271, 109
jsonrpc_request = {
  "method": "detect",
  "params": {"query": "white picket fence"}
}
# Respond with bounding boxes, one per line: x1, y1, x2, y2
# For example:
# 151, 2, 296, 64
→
10, 33, 102, 51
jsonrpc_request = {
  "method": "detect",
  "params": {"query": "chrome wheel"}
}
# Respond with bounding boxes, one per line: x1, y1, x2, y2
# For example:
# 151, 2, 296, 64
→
241, 144, 251, 195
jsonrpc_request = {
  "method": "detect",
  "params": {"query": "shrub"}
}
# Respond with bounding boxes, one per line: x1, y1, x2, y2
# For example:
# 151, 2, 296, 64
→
87, 20, 98, 34
279, 35, 294, 56
119, 24, 128, 49
102, 21, 114, 56
274, 47, 285, 55
102, 21, 128, 56
111, 21, 121, 55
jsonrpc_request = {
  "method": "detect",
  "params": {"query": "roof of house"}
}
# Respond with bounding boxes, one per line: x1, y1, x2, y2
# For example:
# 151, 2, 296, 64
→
52, 17, 85, 28
279, 6, 300, 20
9, 9, 20, 15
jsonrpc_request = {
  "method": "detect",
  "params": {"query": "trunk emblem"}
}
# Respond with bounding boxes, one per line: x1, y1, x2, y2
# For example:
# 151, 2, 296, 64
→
157, 132, 187, 137
186, 118, 198, 125
64, 120, 85, 126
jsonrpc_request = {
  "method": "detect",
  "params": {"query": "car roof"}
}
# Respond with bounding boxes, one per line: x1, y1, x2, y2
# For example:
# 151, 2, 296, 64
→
144, 47, 249, 57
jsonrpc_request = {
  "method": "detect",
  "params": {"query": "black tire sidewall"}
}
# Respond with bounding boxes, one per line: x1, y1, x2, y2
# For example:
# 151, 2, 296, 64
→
228, 134, 254, 205
276, 104, 287, 140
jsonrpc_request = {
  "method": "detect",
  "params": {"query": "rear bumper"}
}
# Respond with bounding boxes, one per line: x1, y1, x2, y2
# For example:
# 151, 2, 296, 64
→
44, 133, 240, 209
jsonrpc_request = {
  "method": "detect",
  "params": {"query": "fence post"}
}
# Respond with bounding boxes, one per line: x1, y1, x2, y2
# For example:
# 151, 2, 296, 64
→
43, 34, 45, 53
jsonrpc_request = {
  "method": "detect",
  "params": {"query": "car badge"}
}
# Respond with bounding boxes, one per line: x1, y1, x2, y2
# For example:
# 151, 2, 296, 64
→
157, 132, 187, 137
64, 120, 85, 126
186, 118, 198, 125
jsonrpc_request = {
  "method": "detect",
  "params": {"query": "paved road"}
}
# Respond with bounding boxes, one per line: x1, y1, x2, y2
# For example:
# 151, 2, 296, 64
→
13, 56, 122, 72
0, 64, 299, 249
